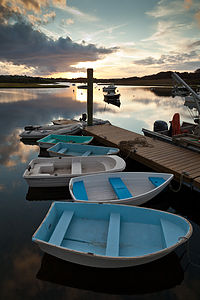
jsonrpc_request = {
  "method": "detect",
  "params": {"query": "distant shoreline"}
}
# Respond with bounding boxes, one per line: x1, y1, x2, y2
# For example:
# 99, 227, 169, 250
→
0, 83, 69, 88
0, 80, 197, 89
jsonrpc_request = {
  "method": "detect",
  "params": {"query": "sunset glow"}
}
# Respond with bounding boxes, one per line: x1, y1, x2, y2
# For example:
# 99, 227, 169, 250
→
0, 0, 200, 78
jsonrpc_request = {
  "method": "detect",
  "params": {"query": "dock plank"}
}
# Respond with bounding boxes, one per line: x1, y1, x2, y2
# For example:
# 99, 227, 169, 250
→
83, 124, 200, 191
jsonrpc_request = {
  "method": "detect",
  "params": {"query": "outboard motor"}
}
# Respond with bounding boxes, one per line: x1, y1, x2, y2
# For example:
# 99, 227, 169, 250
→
153, 120, 168, 132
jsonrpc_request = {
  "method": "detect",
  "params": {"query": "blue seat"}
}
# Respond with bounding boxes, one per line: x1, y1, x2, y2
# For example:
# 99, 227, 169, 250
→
73, 180, 88, 200
148, 177, 165, 187
48, 210, 74, 245
106, 213, 120, 256
109, 177, 132, 199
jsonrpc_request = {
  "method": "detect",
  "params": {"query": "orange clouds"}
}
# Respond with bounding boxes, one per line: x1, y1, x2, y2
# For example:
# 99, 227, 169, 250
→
184, 1, 200, 27
184, 0, 193, 10
195, 10, 200, 26
0, 0, 65, 24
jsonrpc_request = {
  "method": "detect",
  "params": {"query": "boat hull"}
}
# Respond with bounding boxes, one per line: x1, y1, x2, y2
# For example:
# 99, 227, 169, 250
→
69, 172, 174, 206
33, 202, 192, 268
36, 241, 175, 268
37, 134, 93, 149
20, 124, 82, 140
23, 155, 126, 187
47, 142, 119, 157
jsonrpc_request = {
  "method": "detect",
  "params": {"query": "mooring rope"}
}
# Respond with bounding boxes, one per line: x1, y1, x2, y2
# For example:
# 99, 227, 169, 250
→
169, 171, 189, 192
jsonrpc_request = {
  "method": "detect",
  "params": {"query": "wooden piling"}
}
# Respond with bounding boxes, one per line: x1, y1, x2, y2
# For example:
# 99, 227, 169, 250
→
87, 68, 93, 126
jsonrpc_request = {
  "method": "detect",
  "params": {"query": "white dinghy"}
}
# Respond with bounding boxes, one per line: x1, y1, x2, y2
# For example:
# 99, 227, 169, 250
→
32, 202, 192, 268
69, 172, 174, 206
23, 155, 126, 187
19, 123, 82, 140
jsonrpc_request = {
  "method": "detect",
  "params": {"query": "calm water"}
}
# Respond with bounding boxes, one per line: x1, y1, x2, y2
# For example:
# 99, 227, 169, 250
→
0, 85, 200, 299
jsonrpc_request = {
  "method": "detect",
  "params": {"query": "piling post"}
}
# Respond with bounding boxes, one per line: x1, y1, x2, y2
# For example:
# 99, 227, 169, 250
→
87, 68, 93, 126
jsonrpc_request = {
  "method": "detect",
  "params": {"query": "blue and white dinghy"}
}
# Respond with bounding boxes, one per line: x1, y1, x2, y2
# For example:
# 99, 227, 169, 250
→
37, 134, 93, 149
48, 142, 119, 157
69, 172, 174, 206
32, 202, 192, 268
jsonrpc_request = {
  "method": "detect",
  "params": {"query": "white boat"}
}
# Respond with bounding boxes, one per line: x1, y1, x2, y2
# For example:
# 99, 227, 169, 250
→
184, 92, 200, 109
19, 123, 82, 140
52, 117, 110, 126
69, 172, 174, 205
32, 201, 192, 268
23, 155, 126, 187
52, 119, 79, 125
103, 84, 117, 93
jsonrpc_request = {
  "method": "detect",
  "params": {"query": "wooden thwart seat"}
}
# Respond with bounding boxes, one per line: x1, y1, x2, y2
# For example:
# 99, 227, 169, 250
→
109, 177, 132, 199
106, 213, 120, 256
48, 210, 74, 245
59, 148, 68, 154
82, 150, 92, 156
160, 218, 174, 248
71, 160, 82, 174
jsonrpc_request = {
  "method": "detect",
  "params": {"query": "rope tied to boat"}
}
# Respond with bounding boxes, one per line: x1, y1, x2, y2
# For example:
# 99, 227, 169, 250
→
169, 171, 189, 192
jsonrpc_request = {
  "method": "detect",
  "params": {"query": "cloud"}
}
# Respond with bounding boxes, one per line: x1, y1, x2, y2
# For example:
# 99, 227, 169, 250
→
187, 40, 200, 49
184, 0, 193, 10
0, 0, 48, 24
0, 22, 117, 75
133, 50, 200, 73
146, 0, 185, 18
64, 18, 74, 25
195, 10, 200, 27
62, 5, 98, 22
0, 0, 97, 25
133, 51, 199, 66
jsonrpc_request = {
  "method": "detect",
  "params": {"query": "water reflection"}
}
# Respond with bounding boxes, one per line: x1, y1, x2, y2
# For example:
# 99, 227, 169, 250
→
0, 248, 42, 300
0, 129, 38, 167
0, 85, 193, 137
36, 252, 184, 295
0, 89, 37, 103
26, 186, 71, 201
1, 84, 199, 299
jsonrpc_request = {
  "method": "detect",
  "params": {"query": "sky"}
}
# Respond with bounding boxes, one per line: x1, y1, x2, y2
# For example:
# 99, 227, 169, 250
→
0, 0, 200, 78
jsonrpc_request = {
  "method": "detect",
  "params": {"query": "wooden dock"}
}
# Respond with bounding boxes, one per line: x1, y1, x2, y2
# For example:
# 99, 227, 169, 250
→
83, 123, 200, 192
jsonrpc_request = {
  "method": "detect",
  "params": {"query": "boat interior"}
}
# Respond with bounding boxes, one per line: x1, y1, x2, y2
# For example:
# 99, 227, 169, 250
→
34, 203, 189, 257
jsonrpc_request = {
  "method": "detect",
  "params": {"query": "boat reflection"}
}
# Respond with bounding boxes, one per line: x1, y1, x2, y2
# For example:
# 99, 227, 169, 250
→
26, 186, 71, 201
37, 252, 184, 295
104, 98, 121, 107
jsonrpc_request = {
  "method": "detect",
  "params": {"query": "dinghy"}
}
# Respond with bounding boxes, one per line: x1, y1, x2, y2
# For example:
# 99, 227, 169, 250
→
32, 202, 192, 268
47, 142, 119, 157
19, 123, 82, 140
23, 155, 125, 187
37, 134, 93, 149
69, 172, 174, 206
